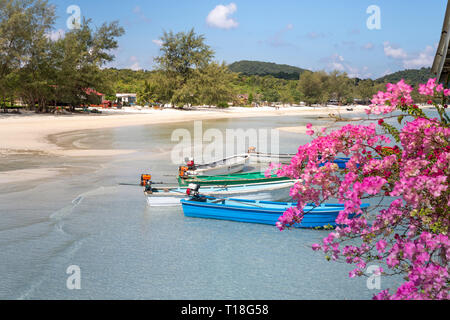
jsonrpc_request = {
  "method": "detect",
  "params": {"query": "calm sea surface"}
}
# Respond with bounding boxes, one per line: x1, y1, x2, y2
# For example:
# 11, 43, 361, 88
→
0, 112, 406, 299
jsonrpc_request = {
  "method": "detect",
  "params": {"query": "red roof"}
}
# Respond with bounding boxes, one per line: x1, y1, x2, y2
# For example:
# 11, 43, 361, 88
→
49, 85, 103, 96
84, 88, 104, 96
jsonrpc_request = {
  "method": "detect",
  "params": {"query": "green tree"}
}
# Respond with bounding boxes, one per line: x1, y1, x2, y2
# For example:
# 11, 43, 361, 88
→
170, 62, 236, 107
16, 33, 57, 112
248, 92, 254, 105
326, 70, 352, 105
137, 80, 157, 106
52, 19, 124, 111
154, 28, 214, 86
355, 79, 378, 104
153, 29, 238, 108
151, 71, 181, 106
0, 0, 55, 111
279, 87, 295, 105
298, 71, 326, 106
191, 62, 237, 107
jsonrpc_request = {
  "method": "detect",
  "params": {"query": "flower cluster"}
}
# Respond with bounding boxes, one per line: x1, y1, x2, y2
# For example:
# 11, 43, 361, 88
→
274, 78, 449, 300
418, 78, 450, 97
367, 79, 414, 115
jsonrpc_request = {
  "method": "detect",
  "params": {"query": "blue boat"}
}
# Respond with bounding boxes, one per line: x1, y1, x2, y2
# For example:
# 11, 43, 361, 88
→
333, 157, 350, 169
180, 196, 369, 229
318, 157, 350, 169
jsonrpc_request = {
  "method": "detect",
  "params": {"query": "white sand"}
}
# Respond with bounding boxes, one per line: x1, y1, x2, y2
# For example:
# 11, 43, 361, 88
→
0, 105, 368, 156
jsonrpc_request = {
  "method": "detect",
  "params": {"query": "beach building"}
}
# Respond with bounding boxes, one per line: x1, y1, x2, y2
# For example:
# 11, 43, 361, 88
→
84, 88, 105, 105
116, 93, 137, 106
432, 0, 450, 86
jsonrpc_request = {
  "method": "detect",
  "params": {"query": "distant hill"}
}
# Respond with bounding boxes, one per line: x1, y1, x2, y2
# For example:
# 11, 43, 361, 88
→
376, 67, 432, 87
228, 60, 308, 80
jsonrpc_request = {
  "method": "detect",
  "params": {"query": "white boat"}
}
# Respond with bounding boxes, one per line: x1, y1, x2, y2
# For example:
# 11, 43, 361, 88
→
145, 180, 295, 207
181, 154, 249, 177
247, 147, 295, 164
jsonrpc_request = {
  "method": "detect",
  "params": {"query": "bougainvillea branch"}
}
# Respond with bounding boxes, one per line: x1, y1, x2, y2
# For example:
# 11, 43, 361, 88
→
268, 78, 449, 300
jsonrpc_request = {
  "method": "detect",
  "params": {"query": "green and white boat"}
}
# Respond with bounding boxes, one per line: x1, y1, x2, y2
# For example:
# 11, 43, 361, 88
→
178, 171, 290, 187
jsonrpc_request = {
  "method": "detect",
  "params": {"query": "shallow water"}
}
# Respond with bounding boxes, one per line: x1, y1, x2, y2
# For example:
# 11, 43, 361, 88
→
0, 114, 403, 300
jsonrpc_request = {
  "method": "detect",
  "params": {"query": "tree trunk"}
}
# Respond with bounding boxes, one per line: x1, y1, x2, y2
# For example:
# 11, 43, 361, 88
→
2, 96, 6, 113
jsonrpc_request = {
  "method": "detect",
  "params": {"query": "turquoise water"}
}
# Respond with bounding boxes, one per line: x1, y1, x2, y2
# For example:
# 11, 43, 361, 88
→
0, 114, 403, 299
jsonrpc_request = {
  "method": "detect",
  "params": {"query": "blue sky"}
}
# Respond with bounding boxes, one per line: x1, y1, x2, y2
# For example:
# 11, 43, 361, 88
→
49, 0, 447, 79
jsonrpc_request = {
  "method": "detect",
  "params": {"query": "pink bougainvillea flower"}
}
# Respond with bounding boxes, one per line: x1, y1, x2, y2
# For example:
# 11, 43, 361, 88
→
274, 78, 449, 300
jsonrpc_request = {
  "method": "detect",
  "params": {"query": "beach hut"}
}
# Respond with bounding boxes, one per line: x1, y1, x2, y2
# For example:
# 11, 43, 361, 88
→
116, 93, 137, 106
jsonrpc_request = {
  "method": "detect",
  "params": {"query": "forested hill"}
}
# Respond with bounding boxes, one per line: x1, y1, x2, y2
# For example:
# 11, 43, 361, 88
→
228, 60, 308, 80
375, 67, 432, 87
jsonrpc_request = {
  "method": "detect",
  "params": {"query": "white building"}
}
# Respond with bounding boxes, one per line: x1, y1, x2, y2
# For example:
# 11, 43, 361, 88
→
116, 93, 137, 105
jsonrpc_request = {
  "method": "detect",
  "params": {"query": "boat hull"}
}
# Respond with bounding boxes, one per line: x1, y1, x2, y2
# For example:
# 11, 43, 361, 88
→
185, 155, 249, 176
318, 157, 350, 169
187, 161, 246, 176
181, 198, 369, 229
146, 181, 295, 207
178, 172, 290, 187
248, 153, 294, 164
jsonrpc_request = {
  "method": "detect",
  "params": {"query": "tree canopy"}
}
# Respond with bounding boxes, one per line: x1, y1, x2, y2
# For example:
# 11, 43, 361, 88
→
148, 29, 236, 108
0, 0, 124, 112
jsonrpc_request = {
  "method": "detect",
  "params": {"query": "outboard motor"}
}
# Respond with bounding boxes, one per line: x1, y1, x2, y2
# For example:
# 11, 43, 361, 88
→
140, 174, 152, 186
140, 174, 155, 193
179, 166, 189, 179
186, 183, 206, 202
144, 180, 154, 193
186, 157, 196, 170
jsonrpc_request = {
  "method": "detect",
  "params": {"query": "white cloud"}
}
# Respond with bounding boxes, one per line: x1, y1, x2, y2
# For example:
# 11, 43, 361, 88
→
321, 54, 345, 72
206, 3, 239, 29
129, 56, 141, 71
330, 62, 345, 71
383, 42, 407, 59
320, 54, 371, 78
383, 42, 435, 69
130, 63, 140, 71
403, 45, 435, 69
46, 29, 65, 41
152, 39, 163, 47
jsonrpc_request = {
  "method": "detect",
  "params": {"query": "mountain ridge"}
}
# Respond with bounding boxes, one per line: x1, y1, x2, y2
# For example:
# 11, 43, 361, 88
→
228, 60, 433, 85
228, 60, 308, 80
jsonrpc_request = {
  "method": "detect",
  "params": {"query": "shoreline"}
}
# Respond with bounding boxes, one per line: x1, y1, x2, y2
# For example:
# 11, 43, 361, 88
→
0, 105, 368, 156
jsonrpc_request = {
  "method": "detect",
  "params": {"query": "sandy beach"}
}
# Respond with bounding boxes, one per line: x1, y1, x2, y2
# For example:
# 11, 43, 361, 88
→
0, 105, 367, 156
0, 105, 370, 185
